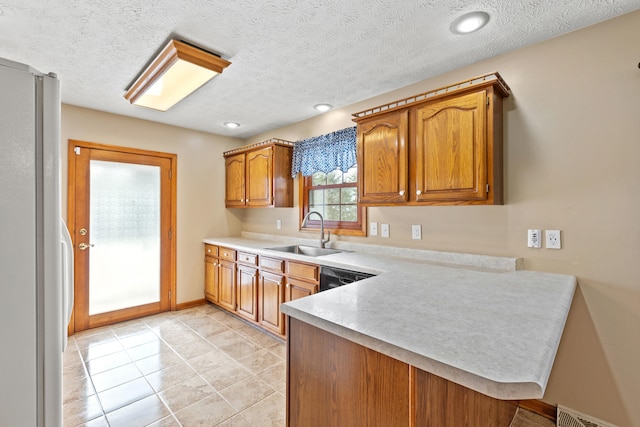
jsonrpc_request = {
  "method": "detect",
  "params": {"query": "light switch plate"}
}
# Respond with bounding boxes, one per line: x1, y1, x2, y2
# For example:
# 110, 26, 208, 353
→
381, 223, 390, 238
528, 229, 542, 248
276, 219, 282, 230
370, 222, 378, 236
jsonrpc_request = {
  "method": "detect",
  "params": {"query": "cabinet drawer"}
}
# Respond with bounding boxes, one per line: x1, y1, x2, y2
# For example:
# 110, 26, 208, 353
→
237, 251, 258, 266
260, 256, 285, 273
287, 261, 319, 282
204, 244, 218, 257
219, 247, 236, 262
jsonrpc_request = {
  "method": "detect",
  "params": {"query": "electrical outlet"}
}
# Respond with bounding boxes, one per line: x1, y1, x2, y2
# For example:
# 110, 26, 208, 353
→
381, 223, 390, 238
276, 219, 282, 230
546, 229, 561, 249
528, 229, 542, 248
412, 224, 422, 240
370, 222, 378, 236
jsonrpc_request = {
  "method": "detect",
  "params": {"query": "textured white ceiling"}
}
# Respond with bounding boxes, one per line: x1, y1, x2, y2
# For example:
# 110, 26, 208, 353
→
0, 1, 638, 139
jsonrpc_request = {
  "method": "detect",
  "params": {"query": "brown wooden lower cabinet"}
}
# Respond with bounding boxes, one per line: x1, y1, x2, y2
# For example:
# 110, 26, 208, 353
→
287, 318, 518, 427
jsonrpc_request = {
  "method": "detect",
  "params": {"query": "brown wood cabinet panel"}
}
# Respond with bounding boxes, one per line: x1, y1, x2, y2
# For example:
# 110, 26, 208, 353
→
413, 368, 517, 426
237, 251, 258, 266
223, 139, 294, 208
218, 259, 236, 312
218, 247, 236, 262
285, 277, 318, 302
259, 271, 285, 335
259, 256, 285, 273
225, 153, 245, 207
204, 254, 219, 303
236, 264, 258, 321
246, 147, 273, 207
204, 244, 218, 257
286, 261, 319, 282
414, 90, 488, 202
357, 110, 409, 204
288, 318, 410, 427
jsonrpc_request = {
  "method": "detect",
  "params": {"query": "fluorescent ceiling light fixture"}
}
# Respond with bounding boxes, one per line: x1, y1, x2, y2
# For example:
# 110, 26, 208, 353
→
224, 122, 240, 128
314, 103, 333, 112
450, 11, 490, 34
124, 39, 231, 111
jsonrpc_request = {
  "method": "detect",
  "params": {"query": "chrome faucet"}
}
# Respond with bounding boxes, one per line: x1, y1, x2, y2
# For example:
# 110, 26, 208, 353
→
302, 210, 330, 248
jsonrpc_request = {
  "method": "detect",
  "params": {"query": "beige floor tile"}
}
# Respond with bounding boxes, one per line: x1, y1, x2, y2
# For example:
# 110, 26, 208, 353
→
81, 338, 124, 362
171, 339, 216, 360
218, 339, 263, 360
106, 394, 170, 427
78, 415, 109, 427
147, 414, 182, 426
267, 341, 287, 360
91, 362, 142, 393
86, 350, 132, 375
97, 377, 154, 413
135, 347, 183, 375
240, 392, 286, 427
118, 329, 159, 348
158, 376, 215, 412
64, 375, 95, 405
219, 377, 276, 412
186, 348, 232, 374
63, 394, 104, 427
173, 393, 237, 426
217, 414, 252, 427
205, 329, 246, 347
63, 361, 89, 385
126, 339, 168, 361
256, 361, 286, 392
146, 361, 197, 392
200, 360, 252, 390
237, 348, 282, 374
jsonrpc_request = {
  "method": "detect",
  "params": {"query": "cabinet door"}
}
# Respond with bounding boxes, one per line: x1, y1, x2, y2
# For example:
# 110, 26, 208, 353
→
285, 277, 318, 302
357, 110, 409, 204
414, 90, 488, 202
204, 255, 219, 303
246, 147, 273, 207
218, 260, 237, 312
236, 265, 258, 322
259, 271, 285, 335
225, 153, 246, 207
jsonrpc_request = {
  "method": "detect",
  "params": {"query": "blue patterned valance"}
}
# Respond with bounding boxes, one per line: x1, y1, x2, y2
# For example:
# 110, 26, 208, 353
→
291, 126, 357, 177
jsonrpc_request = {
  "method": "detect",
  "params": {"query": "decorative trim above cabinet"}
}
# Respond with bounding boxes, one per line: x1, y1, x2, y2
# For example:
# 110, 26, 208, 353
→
353, 72, 510, 206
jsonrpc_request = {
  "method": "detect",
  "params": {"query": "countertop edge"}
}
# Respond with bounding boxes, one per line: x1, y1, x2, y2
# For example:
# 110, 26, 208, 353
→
281, 304, 544, 401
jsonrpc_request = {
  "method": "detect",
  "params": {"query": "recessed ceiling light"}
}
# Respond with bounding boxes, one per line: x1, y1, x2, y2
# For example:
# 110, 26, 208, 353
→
450, 11, 490, 34
314, 103, 333, 112
224, 122, 240, 128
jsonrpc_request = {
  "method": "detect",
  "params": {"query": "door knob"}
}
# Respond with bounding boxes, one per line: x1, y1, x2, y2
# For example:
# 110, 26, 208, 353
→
78, 243, 94, 250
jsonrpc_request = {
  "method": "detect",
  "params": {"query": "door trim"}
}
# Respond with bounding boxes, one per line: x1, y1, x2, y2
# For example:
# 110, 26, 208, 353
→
67, 139, 177, 334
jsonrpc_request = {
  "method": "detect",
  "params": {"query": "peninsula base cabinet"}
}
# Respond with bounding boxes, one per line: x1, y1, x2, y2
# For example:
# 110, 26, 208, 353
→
287, 318, 518, 427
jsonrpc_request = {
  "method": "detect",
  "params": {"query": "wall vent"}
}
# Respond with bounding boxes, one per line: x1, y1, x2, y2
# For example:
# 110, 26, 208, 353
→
557, 405, 618, 427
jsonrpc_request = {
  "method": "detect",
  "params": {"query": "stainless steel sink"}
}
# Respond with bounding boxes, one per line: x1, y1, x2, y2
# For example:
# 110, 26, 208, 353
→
266, 245, 345, 257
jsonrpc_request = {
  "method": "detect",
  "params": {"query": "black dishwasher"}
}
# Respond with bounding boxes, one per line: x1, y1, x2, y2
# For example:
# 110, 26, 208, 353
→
319, 266, 375, 292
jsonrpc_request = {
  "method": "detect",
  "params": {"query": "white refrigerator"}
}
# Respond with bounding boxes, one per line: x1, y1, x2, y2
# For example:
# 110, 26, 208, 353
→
0, 58, 74, 427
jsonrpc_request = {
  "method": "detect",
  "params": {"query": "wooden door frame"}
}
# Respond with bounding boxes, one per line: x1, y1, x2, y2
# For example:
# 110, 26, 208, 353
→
67, 139, 177, 334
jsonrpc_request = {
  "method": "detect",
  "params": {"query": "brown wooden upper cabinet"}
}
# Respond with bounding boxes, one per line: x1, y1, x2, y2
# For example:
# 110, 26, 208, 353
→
223, 139, 294, 208
353, 73, 510, 206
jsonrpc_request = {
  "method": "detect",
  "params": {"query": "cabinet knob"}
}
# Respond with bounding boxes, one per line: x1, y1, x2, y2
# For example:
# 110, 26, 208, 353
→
286, 283, 290, 288
246, 199, 250, 202
207, 249, 211, 253
240, 199, 244, 202
399, 190, 405, 196
224, 252, 228, 256
416, 190, 422, 195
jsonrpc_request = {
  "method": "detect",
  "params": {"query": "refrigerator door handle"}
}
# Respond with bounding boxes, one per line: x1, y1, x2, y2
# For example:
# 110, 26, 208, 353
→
61, 218, 74, 350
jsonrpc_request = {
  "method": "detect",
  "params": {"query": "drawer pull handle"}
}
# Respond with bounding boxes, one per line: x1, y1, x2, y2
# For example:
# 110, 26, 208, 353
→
399, 190, 405, 196
416, 190, 422, 195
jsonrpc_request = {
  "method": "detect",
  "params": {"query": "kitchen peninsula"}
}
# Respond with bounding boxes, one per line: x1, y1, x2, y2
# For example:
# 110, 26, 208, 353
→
203, 234, 576, 426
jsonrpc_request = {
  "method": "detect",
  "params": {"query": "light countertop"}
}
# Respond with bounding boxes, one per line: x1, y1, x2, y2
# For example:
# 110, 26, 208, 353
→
203, 233, 576, 400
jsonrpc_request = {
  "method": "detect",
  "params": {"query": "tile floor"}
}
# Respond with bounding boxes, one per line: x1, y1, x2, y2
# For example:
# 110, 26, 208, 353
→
63, 304, 286, 426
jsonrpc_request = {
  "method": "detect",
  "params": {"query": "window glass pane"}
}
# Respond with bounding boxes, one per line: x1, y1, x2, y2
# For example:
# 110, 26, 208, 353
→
309, 189, 324, 207
312, 172, 327, 186
326, 188, 341, 204
341, 187, 357, 204
341, 205, 357, 222
344, 166, 357, 183
326, 205, 340, 221
327, 169, 343, 185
